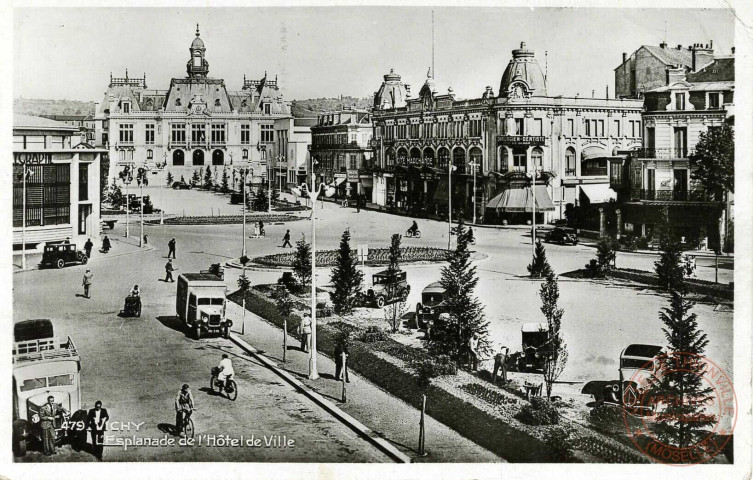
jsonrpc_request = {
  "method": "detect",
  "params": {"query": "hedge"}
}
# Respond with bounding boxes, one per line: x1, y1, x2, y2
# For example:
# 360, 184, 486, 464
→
608, 268, 733, 300
147, 214, 304, 225
254, 246, 450, 268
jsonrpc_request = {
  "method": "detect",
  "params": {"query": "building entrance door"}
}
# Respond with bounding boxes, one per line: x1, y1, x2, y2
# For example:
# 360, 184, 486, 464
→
78, 204, 92, 235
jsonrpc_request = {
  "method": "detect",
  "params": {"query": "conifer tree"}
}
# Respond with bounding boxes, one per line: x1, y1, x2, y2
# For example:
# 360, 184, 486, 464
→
166, 171, 174, 186
330, 229, 363, 315
204, 165, 213, 189
654, 208, 685, 292
291, 235, 312, 288
539, 273, 568, 399
221, 168, 230, 193
528, 240, 554, 278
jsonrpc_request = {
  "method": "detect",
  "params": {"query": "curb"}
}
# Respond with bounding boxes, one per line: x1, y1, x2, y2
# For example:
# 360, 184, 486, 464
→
228, 332, 411, 464
13, 243, 155, 274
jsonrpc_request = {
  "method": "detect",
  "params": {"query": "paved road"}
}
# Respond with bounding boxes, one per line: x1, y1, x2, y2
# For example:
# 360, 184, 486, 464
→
13, 235, 391, 462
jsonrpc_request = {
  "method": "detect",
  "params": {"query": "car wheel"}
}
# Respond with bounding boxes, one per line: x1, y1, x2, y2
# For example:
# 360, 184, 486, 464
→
400, 289, 409, 302
80, 255, 88, 265
560, 239, 566, 245
13, 423, 27, 457
56, 258, 65, 269
222, 325, 229, 339
375, 296, 386, 308
194, 325, 201, 340
136, 305, 141, 318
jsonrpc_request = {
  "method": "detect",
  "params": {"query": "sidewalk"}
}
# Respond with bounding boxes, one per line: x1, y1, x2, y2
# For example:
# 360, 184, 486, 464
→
12, 235, 154, 273
226, 301, 502, 463
578, 236, 734, 259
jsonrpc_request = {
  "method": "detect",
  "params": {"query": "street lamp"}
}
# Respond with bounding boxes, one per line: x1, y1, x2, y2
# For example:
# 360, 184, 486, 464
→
529, 163, 538, 258
241, 169, 250, 258
448, 161, 457, 250
121, 165, 133, 238
470, 161, 479, 225
137, 165, 150, 247
18, 164, 33, 270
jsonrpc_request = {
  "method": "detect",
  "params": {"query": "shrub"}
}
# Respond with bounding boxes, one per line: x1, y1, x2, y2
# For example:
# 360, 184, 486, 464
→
459, 383, 519, 408
544, 426, 573, 460
516, 396, 560, 425
240, 255, 250, 266
412, 354, 458, 388
237, 274, 251, 292
636, 236, 650, 249
277, 271, 299, 293
589, 403, 623, 426
357, 325, 389, 343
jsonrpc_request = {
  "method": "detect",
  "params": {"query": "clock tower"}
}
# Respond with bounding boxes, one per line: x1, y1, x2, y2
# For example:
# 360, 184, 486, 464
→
187, 24, 209, 78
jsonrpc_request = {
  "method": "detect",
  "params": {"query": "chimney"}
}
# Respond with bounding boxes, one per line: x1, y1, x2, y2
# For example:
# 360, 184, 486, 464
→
592, 90, 595, 98
710, 40, 713, 50
622, 52, 627, 63
606, 85, 609, 98
692, 45, 696, 71
677, 44, 682, 50
732, 46, 735, 54
666, 66, 686, 84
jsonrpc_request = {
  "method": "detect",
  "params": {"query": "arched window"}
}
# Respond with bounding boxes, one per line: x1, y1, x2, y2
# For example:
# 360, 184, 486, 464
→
397, 148, 408, 166
531, 147, 543, 170
172, 149, 185, 166
499, 147, 509, 172
212, 149, 224, 166
214, 99, 221, 107
437, 148, 450, 169
175, 98, 181, 106
192, 149, 204, 166
410, 147, 422, 165
423, 148, 435, 167
146, 149, 153, 160
242, 149, 249, 160
469, 147, 482, 172
565, 147, 576, 176
452, 147, 466, 174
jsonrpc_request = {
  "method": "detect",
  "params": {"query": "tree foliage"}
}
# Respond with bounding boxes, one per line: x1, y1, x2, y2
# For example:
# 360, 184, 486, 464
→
203, 165, 213, 189
166, 171, 174, 187
253, 187, 269, 211
539, 273, 568, 399
645, 291, 715, 451
272, 284, 294, 320
528, 240, 554, 278
688, 125, 734, 199
429, 221, 490, 364
330, 229, 364, 315
291, 235, 312, 288
221, 168, 230, 193
191, 169, 201, 187
654, 209, 686, 292
106, 179, 124, 209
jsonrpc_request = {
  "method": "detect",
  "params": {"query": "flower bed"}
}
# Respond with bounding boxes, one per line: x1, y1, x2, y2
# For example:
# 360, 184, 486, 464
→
254, 246, 450, 268
147, 214, 304, 225
228, 287, 652, 463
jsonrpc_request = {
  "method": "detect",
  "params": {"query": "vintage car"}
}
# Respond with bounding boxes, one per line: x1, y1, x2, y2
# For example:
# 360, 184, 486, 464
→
230, 191, 244, 204
581, 343, 665, 412
545, 227, 579, 245
517, 323, 550, 372
415, 282, 447, 330
366, 270, 410, 308
41, 242, 88, 269
12, 319, 86, 456
172, 181, 192, 190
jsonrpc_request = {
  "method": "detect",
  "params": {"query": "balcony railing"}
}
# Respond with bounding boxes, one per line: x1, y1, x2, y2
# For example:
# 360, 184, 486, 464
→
634, 148, 695, 159
632, 189, 716, 201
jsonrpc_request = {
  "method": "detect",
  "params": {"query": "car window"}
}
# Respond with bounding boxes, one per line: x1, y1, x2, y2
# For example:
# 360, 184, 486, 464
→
20, 377, 46, 392
48, 374, 74, 387
211, 298, 224, 305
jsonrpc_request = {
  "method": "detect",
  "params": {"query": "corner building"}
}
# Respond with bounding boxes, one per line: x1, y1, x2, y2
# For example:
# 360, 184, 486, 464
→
95, 26, 291, 187
370, 43, 644, 224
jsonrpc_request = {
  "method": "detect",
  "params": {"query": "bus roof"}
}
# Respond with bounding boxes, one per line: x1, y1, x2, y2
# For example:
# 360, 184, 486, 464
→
181, 273, 224, 283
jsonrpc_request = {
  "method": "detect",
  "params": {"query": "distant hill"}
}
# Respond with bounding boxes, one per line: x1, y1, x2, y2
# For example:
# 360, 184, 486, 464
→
291, 96, 373, 118
14, 97, 96, 117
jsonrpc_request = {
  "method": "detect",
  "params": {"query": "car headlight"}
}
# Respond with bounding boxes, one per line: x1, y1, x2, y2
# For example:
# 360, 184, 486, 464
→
202, 315, 208, 323
31, 414, 40, 424
226, 320, 233, 327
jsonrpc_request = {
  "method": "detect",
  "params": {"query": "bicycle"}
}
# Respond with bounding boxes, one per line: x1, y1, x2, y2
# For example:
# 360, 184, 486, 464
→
178, 409, 195, 438
405, 229, 422, 239
210, 367, 238, 401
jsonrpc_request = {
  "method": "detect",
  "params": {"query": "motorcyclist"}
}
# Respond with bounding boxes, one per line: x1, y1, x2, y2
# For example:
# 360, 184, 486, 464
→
174, 384, 194, 437
130, 285, 140, 297
216, 354, 235, 390
408, 220, 419, 235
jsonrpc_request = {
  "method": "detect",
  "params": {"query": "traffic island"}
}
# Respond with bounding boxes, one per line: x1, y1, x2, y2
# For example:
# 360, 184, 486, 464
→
228, 288, 652, 463
253, 246, 453, 268
146, 214, 306, 225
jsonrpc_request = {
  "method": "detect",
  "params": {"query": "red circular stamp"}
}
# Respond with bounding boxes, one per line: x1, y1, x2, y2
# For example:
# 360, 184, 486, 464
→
621, 352, 736, 465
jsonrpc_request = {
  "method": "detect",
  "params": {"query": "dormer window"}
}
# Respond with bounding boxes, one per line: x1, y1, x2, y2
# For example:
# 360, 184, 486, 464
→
675, 92, 686, 110
175, 98, 181, 106
264, 103, 271, 115
708, 92, 721, 109
193, 53, 201, 67
215, 99, 221, 107
122, 102, 130, 114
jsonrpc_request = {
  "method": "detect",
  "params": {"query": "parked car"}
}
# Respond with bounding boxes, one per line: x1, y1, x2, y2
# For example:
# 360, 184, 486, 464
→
41, 242, 88, 269
172, 181, 191, 190
517, 323, 550, 372
415, 282, 447, 330
366, 270, 410, 308
545, 227, 579, 245
230, 191, 244, 204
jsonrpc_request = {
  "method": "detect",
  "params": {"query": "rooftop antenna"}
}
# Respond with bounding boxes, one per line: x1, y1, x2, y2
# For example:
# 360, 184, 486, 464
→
664, 21, 667, 44
544, 50, 548, 83
432, 10, 435, 79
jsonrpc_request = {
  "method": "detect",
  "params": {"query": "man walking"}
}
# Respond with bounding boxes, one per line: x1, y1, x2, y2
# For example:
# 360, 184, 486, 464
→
82, 269, 93, 298
86, 400, 109, 461
165, 259, 177, 282
299, 313, 312, 353
40, 395, 66, 455
282, 229, 292, 248
84, 238, 94, 258
167, 238, 176, 259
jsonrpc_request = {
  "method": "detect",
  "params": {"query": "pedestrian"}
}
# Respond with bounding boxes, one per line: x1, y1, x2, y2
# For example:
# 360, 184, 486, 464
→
468, 333, 479, 371
334, 341, 350, 383
40, 395, 66, 455
355, 193, 361, 213
298, 313, 312, 353
167, 237, 176, 259
165, 259, 177, 282
492, 345, 509, 384
259, 220, 265, 237
102, 235, 111, 254
86, 400, 109, 461
84, 238, 94, 258
143, 234, 148, 245
64, 237, 71, 244
82, 269, 93, 298
253, 222, 260, 237
282, 229, 292, 248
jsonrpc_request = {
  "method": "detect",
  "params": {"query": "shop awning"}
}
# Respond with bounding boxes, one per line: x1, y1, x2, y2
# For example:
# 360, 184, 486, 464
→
581, 146, 608, 161
580, 184, 617, 204
486, 186, 555, 212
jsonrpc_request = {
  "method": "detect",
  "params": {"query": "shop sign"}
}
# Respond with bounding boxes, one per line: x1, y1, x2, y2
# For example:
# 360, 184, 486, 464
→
496, 135, 546, 146
347, 169, 359, 182
13, 152, 52, 165
400, 180, 408, 192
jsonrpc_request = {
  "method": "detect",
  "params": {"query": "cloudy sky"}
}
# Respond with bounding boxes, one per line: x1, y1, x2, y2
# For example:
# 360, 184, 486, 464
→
13, 7, 733, 102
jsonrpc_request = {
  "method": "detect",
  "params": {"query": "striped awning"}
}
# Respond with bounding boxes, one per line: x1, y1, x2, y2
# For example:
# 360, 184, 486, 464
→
486, 186, 555, 212
581, 146, 608, 161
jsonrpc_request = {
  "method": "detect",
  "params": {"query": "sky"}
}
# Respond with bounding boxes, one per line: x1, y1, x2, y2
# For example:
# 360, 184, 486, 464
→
13, 7, 734, 103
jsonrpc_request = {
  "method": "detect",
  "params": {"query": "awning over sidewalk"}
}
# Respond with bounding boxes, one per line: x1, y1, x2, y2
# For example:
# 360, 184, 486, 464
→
486, 186, 555, 212
580, 184, 617, 204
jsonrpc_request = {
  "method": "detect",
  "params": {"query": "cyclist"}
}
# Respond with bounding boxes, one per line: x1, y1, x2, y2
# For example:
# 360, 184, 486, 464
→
216, 354, 235, 390
466, 227, 475, 243
130, 285, 140, 297
175, 384, 194, 437
407, 220, 419, 236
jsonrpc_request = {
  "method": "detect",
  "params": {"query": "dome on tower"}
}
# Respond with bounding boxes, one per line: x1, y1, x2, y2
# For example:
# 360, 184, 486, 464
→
191, 24, 205, 50
373, 69, 408, 111
499, 42, 547, 98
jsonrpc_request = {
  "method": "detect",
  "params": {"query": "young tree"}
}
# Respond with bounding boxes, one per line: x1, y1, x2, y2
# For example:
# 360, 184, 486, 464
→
688, 125, 734, 201
237, 272, 251, 292
221, 168, 230, 193
588, 235, 619, 277
330, 229, 364, 315
291, 235, 312, 288
429, 221, 490, 365
190, 169, 201, 187
384, 301, 407, 333
654, 209, 686, 292
253, 187, 269, 211
107, 180, 124, 209
180, 174, 186, 184
272, 285, 295, 362
204, 165, 213, 189
539, 273, 568, 400
645, 291, 714, 452
166, 171, 174, 187
528, 240, 554, 278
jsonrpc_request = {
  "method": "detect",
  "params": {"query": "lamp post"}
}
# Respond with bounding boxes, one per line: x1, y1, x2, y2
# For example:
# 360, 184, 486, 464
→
471, 161, 479, 225
122, 166, 133, 238
19, 163, 33, 270
241, 169, 249, 258
448, 161, 457, 250
137, 165, 149, 247
529, 163, 537, 258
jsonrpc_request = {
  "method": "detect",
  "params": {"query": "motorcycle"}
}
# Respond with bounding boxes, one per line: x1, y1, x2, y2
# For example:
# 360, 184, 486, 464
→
450, 227, 476, 245
210, 367, 238, 401
405, 229, 422, 239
